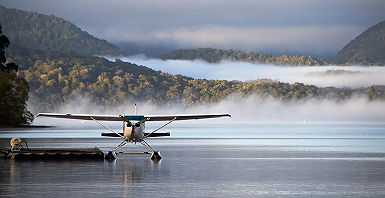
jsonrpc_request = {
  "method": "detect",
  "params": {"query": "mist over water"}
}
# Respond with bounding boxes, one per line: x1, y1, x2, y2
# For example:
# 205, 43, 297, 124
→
31, 94, 385, 126
109, 55, 385, 88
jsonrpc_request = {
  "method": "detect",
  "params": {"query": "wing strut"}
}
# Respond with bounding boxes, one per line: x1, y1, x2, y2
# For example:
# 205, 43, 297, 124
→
114, 139, 128, 152
141, 140, 155, 152
90, 117, 124, 139
145, 117, 177, 138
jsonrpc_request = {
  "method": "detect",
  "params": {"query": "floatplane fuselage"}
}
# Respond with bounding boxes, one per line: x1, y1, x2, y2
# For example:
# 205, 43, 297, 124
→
37, 113, 230, 160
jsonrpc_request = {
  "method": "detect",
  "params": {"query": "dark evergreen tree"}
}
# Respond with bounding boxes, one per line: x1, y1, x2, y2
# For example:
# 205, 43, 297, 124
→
0, 25, 33, 125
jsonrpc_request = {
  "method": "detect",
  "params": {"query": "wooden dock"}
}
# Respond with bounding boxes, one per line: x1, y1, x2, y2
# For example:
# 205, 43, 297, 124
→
0, 147, 105, 160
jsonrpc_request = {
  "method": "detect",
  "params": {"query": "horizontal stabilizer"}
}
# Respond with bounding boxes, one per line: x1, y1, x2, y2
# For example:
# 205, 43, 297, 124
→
101, 132, 170, 137
144, 132, 170, 137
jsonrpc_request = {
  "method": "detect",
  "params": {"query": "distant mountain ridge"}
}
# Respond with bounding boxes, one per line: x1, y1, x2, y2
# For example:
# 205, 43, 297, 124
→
0, 5, 123, 56
331, 20, 385, 65
159, 48, 327, 66
6, 45, 384, 111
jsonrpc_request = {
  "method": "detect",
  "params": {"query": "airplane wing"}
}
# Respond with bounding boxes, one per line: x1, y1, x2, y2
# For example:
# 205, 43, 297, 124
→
143, 113, 231, 121
38, 113, 230, 122
37, 113, 126, 121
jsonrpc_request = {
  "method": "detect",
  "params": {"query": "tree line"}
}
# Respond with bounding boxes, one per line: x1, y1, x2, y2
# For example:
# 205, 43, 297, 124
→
159, 48, 327, 66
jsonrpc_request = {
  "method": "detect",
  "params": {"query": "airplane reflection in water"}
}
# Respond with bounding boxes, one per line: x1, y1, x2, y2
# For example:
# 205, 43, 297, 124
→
3, 157, 167, 197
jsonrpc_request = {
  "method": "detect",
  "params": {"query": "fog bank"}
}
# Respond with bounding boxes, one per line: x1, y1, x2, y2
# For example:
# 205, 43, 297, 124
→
110, 55, 385, 88
32, 95, 385, 126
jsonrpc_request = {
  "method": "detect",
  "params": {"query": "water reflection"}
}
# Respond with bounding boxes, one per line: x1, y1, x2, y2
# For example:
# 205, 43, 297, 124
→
1, 156, 168, 197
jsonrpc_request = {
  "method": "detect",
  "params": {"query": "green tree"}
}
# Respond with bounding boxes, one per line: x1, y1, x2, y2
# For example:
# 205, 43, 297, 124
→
0, 25, 34, 125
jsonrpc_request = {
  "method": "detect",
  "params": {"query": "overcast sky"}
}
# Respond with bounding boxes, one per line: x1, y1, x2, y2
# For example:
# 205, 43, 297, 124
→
1, 0, 385, 57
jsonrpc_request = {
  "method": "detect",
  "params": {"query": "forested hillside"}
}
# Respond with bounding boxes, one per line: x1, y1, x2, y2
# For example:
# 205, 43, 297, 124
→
0, 5, 123, 56
331, 20, 385, 65
6, 46, 384, 111
159, 48, 327, 66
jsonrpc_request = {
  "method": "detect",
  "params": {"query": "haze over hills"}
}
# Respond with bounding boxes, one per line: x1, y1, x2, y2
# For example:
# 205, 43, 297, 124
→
0, 5, 123, 56
331, 20, 385, 66
2, 5, 384, 67
160, 19, 385, 66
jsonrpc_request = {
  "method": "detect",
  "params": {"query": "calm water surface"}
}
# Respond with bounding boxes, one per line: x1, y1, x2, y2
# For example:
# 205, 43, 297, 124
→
1, 123, 385, 197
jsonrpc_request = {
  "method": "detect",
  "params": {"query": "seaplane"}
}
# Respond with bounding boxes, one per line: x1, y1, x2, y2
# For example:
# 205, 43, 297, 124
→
37, 112, 230, 160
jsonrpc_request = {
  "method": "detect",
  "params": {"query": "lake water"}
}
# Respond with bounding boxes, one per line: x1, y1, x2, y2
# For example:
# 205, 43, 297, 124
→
1, 123, 385, 197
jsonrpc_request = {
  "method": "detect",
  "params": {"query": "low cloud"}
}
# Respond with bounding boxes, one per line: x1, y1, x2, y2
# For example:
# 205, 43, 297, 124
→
111, 56, 385, 88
